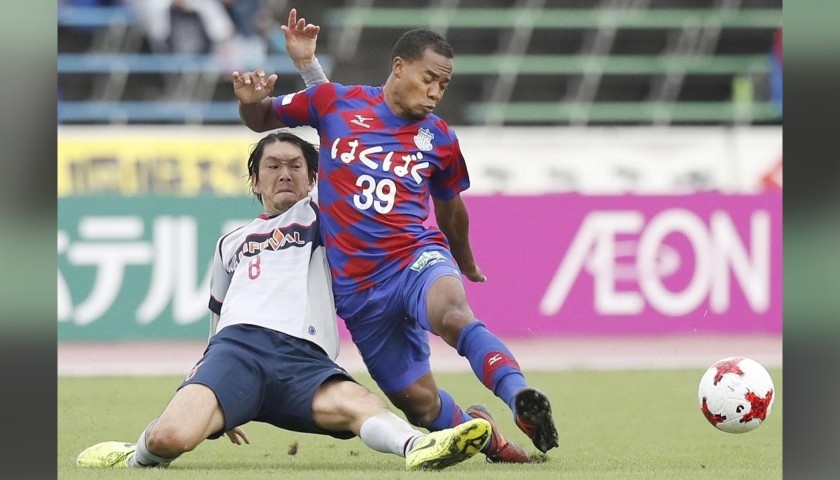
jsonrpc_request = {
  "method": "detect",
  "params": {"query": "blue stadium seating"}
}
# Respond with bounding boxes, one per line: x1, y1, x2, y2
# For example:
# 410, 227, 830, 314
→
58, 2, 782, 125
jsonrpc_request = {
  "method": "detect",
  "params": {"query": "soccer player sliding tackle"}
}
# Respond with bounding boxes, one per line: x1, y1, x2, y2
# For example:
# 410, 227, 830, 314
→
76, 131, 491, 471
231, 8, 560, 462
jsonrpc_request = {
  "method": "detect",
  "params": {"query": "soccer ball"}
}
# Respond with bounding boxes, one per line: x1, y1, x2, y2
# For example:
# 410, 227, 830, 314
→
697, 356, 775, 433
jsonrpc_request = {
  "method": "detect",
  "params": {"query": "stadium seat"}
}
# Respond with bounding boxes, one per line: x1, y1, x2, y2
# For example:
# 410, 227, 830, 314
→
58, 2, 782, 126
326, 4, 782, 126
326, 7, 781, 30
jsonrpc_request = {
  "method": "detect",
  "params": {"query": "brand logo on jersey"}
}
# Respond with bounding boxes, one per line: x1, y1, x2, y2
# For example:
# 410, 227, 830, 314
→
308, 325, 316, 335
228, 224, 315, 271
410, 250, 446, 272
414, 128, 434, 151
350, 114, 373, 129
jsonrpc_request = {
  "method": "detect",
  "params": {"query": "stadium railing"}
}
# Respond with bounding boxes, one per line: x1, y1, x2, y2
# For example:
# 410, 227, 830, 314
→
57, 5, 334, 123
58, 4, 781, 125
452, 54, 771, 76
57, 53, 332, 75
326, 7, 781, 29
57, 101, 241, 123
57, 5, 135, 28
57, 51, 334, 123
465, 100, 780, 124
326, 6, 781, 126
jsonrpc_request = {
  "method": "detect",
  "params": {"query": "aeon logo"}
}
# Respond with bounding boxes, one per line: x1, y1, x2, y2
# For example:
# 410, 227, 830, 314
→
539, 209, 771, 317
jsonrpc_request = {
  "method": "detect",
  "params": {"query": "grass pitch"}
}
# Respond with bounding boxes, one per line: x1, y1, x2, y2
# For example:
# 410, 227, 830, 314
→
59, 370, 781, 479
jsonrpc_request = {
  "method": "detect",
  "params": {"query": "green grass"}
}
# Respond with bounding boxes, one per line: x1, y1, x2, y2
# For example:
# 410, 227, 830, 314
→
59, 370, 782, 479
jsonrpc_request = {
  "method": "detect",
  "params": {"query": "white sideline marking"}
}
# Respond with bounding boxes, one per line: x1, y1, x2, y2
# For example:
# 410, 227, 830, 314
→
58, 335, 781, 377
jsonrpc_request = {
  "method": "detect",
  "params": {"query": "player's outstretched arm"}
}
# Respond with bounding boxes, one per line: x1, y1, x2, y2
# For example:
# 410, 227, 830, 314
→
283, 8, 320, 69
433, 195, 486, 282
283, 8, 329, 87
233, 69, 284, 132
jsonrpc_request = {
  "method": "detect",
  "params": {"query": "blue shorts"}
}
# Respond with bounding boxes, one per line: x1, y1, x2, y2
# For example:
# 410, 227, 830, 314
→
335, 249, 462, 394
181, 324, 356, 440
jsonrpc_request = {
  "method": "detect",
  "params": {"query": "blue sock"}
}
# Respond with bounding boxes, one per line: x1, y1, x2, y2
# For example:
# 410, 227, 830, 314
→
428, 389, 472, 431
456, 321, 527, 412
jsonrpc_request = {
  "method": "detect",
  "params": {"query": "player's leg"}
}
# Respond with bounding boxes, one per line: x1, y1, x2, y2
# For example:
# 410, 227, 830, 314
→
336, 250, 523, 462
76, 383, 225, 469
336, 268, 529, 458
413, 251, 558, 454
256, 330, 489, 471
417, 285, 531, 461
335, 282, 500, 463
426, 275, 529, 406
134, 327, 267, 467
311, 377, 491, 470
381, 368, 533, 463
336, 283, 468, 431
312, 377, 419, 453
378, 371, 464, 432
402, 251, 527, 404
78, 326, 270, 469
335, 281, 445, 427
140, 384, 226, 463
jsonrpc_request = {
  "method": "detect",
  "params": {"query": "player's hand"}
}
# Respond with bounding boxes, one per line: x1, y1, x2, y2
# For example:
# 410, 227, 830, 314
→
225, 426, 250, 445
232, 69, 277, 104
281, 8, 320, 69
461, 264, 486, 283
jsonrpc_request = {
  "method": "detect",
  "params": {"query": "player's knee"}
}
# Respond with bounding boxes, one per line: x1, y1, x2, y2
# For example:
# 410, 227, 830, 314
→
405, 404, 439, 428
437, 307, 473, 345
390, 387, 439, 427
344, 383, 388, 410
147, 420, 202, 455
322, 380, 389, 418
427, 276, 473, 340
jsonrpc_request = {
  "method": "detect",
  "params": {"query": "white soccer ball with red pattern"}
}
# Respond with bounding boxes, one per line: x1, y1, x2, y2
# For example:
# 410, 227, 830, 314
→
697, 356, 775, 433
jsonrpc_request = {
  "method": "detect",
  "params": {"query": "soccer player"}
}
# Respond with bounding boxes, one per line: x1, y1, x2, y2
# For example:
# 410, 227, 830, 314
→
230, 9, 559, 462
76, 132, 491, 471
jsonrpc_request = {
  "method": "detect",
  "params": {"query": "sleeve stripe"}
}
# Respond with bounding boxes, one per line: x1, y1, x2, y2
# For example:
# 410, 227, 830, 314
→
208, 296, 223, 315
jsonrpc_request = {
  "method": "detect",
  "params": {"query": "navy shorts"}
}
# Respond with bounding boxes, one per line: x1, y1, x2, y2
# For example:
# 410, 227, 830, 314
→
334, 249, 462, 394
181, 324, 356, 440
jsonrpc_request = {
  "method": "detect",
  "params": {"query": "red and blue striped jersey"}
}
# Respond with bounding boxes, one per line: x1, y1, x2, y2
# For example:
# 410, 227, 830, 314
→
271, 83, 470, 294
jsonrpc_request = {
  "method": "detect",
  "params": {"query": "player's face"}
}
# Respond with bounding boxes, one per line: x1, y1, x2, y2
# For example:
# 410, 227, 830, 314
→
252, 141, 313, 215
392, 48, 453, 120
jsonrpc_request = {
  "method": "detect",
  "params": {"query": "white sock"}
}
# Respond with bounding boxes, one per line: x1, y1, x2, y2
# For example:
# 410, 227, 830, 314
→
358, 412, 424, 458
127, 423, 178, 468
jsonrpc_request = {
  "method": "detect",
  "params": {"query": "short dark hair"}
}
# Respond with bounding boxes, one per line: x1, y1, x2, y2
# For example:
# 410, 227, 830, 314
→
391, 28, 454, 63
247, 131, 318, 204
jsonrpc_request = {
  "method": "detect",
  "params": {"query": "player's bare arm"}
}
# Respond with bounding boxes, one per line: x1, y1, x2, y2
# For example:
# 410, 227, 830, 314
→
433, 195, 486, 282
234, 8, 328, 132
282, 8, 320, 69
284, 9, 330, 87
233, 69, 284, 132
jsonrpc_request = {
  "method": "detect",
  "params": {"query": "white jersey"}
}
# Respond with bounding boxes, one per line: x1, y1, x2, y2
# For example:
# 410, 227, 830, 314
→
208, 196, 339, 360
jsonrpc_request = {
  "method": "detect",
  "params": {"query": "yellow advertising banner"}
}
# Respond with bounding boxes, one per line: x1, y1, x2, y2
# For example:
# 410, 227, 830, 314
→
58, 136, 255, 197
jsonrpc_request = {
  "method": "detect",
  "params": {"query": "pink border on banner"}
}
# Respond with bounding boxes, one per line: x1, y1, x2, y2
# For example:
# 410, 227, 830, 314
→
338, 193, 782, 338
